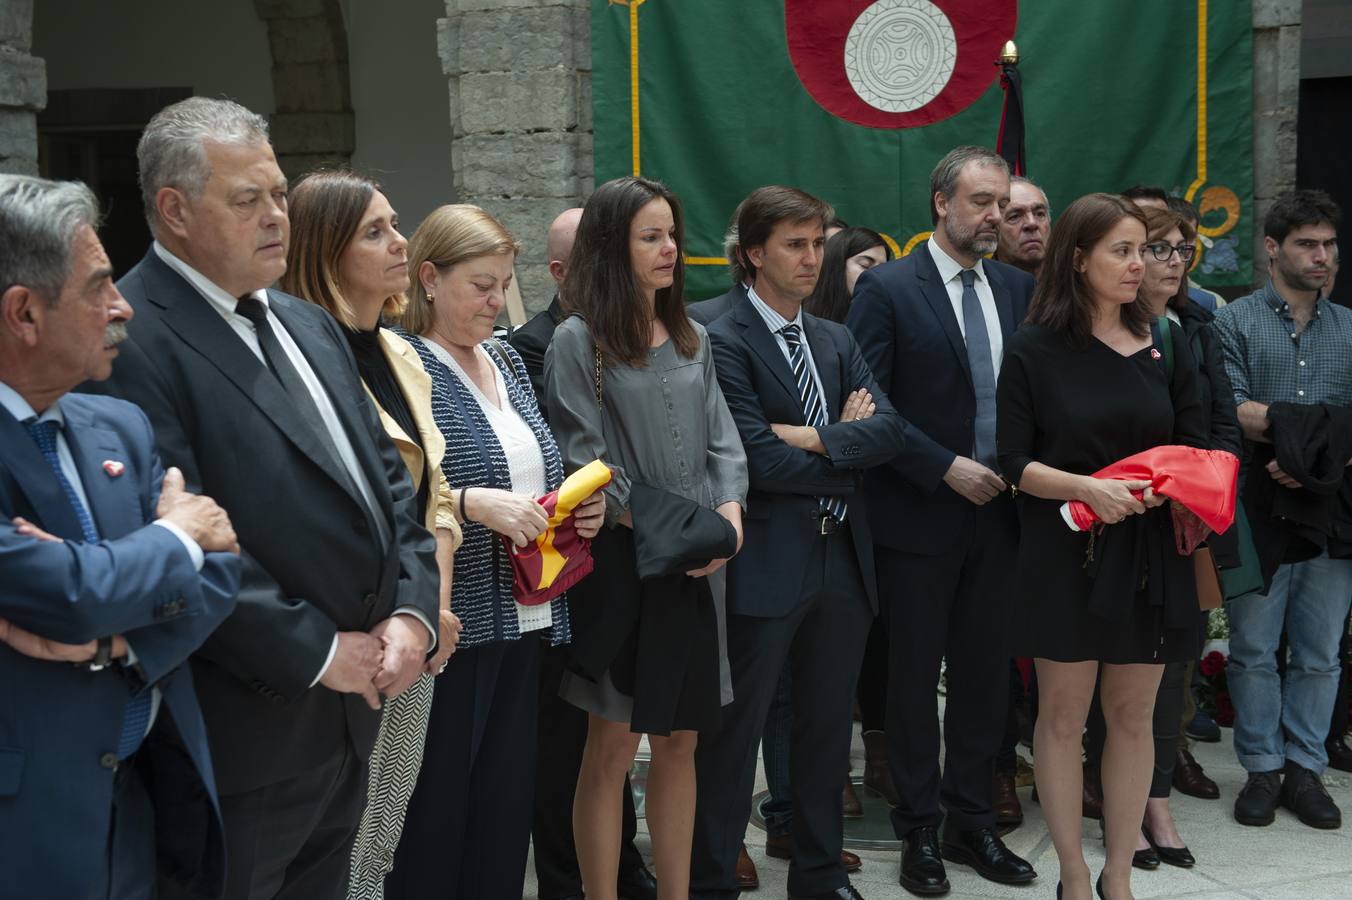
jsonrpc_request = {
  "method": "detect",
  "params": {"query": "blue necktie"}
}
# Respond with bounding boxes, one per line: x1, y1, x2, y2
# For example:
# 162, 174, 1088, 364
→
780, 323, 847, 523
24, 418, 152, 759
959, 269, 998, 468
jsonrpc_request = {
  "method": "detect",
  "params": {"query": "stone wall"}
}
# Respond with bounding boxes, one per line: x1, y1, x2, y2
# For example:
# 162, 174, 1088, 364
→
0, 0, 43, 175
1252, 0, 1301, 284
439, 0, 591, 314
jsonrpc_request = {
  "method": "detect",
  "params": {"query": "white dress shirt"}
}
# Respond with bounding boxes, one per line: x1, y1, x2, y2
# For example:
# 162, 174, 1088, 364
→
746, 285, 830, 404
0, 379, 208, 735
152, 243, 434, 682
927, 237, 1005, 375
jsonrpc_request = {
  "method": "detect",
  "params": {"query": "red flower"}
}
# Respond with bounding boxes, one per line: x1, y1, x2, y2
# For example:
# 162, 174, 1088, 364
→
1200, 650, 1227, 678
1215, 693, 1236, 727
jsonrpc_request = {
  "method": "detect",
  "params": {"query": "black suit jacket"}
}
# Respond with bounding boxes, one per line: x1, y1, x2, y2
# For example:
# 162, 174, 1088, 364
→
846, 243, 1033, 554
686, 283, 748, 327
707, 300, 906, 618
90, 248, 439, 794
508, 294, 563, 407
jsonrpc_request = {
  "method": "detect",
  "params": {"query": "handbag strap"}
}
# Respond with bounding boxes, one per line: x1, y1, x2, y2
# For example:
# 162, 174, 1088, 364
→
1151, 315, 1175, 382
593, 346, 604, 408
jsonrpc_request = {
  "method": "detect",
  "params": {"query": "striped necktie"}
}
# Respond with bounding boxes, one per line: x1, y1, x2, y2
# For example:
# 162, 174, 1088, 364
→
779, 323, 846, 523
24, 417, 153, 759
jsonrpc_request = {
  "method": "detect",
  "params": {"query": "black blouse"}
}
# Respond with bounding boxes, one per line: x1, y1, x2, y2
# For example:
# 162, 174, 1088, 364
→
345, 327, 429, 520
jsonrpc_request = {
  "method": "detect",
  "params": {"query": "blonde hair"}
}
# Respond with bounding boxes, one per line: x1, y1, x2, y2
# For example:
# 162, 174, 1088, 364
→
281, 170, 406, 329
398, 203, 521, 336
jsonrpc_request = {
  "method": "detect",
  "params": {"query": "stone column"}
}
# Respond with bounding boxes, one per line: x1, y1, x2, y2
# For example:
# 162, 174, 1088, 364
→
0, 0, 44, 175
1251, 0, 1301, 284
440, 0, 591, 314
254, 0, 355, 178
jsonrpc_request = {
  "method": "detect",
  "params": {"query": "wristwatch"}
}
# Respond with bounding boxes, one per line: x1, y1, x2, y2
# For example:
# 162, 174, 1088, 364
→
87, 635, 113, 672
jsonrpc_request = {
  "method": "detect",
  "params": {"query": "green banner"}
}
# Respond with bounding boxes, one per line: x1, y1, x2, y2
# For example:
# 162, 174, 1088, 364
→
591, 1, 1254, 300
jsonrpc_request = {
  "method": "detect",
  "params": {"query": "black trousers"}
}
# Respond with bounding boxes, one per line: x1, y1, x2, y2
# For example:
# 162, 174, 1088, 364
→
856, 617, 889, 733
995, 660, 1026, 775
879, 502, 1018, 835
690, 529, 872, 899
532, 641, 645, 899
218, 738, 367, 900
388, 638, 540, 900
105, 759, 155, 900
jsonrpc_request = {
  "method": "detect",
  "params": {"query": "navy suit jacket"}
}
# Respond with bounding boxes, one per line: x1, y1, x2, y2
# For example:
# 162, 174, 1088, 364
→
707, 300, 906, 617
88, 248, 439, 795
686, 283, 748, 327
0, 392, 239, 898
846, 243, 1033, 554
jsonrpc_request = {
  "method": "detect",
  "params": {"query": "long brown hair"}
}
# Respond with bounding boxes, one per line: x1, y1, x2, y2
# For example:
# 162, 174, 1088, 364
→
1027, 192, 1151, 346
561, 176, 697, 365
282, 170, 405, 329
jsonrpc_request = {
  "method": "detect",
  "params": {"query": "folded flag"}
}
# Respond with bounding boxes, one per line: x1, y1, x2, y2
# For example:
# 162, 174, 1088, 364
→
507, 459, 613, 607
1060, 446, 1239, 543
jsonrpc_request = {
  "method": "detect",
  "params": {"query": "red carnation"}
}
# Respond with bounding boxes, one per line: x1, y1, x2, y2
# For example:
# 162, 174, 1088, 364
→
1200, 650, 1226, 677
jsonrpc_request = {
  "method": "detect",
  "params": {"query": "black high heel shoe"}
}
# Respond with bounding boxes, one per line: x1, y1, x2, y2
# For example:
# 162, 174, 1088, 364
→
1096, 873, 1105, 899
1056, 882, 1062, 899
1099, 818, 1159, 870
1141, 822, 1196, 868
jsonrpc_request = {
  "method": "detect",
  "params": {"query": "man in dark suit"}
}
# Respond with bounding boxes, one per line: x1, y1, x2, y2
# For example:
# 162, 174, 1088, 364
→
686, 220, 749, 326
691, 186, 906, 900
0, 174, 240, 898
92, 98, 440, 899
846, 146, 1036, 895
513, 205, 658, 900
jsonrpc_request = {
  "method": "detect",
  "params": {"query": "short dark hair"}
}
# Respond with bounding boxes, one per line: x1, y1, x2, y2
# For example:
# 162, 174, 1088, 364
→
735, 186, 834, 278
1165, 195, 1197, 223
1122, 185, 1169, 205
1027, 192, 1152, 347
1264, 189, 1342, 243
826, 215, 850, 231
804, 227, 889, 324
1141, 206, 1196, 311
561, 176, 698, 365
930, 145, 1009, 225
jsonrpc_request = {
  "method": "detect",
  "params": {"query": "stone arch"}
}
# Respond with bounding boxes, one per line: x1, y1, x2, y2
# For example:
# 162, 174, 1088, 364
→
252, 0, 354, 177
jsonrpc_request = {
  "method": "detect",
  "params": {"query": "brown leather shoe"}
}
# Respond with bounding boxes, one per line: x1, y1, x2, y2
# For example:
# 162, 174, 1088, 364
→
861, 730, 898, 807
993, 770, 1023, 832
1173, 748, 1220, 799
843, 771, 863, 818
736, 842, 759, 890
1082, 762, 1104, 820
764, 834, 862, 872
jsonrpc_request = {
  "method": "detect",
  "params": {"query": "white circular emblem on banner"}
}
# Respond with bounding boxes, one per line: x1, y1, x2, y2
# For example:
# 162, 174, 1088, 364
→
844, 0, 958, 113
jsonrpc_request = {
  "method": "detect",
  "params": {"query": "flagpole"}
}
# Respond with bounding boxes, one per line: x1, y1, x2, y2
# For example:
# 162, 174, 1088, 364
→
995, 40, 1026, 176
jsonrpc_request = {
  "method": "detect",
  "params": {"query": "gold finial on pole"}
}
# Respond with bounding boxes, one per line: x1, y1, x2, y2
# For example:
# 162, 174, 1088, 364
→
999, 40, 1020, 66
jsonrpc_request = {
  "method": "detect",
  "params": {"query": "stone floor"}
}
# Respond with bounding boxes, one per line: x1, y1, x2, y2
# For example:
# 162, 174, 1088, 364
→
523, 722, 1352, 899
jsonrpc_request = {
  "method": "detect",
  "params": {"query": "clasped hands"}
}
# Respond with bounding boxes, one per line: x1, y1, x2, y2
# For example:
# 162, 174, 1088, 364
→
1081, 478, 1167, 524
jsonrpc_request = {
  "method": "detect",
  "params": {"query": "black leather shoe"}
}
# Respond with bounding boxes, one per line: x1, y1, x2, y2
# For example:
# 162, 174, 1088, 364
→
898, 825, 949, 896
788, 885, 865, 900
1327, 737, 1352, 774
940, 823, 1036, 885
617, 861, 658, 900
1142, 821, 1195, 868
1281, 761, 1342, 829
1234, 770, 1282, 826
1131, 842, 1160, 870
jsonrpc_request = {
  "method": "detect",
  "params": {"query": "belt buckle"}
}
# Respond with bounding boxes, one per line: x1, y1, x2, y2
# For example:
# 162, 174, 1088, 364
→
816, 513, 839, 536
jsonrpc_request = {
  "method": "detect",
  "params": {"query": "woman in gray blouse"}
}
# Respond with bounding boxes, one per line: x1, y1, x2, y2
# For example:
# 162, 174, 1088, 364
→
545, 176, 748, 900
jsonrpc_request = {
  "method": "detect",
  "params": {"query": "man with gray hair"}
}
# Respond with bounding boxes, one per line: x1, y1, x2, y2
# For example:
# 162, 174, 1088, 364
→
90, 97, 440, 898
994, 176, 1050, 279
0, 174, 241, 898
847, 145, 1036, 894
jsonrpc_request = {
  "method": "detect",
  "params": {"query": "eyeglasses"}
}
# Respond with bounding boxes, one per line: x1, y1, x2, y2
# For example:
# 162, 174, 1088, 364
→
1145, 241, 1196, 262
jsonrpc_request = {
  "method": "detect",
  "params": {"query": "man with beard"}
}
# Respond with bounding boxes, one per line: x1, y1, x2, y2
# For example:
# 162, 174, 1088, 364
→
993, 176, 1049, 280
1213, 189, 1352, 831
846, 147, 1036, 895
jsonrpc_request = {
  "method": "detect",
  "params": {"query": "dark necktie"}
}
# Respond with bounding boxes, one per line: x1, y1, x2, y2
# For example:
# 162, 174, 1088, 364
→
780, 323, 847, 523
24, 417, 152, 759
234, 296, 347, 476
959, 269, 998, 468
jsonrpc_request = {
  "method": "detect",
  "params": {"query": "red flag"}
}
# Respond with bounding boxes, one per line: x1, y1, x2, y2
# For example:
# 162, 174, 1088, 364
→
785, 0, 1018, 129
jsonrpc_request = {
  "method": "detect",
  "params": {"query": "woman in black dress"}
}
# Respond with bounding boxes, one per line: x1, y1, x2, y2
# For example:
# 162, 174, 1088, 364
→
996, 193, 1207, 900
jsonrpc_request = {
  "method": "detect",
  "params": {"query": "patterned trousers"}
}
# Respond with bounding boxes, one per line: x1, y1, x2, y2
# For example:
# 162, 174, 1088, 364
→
347, 671, 436, 899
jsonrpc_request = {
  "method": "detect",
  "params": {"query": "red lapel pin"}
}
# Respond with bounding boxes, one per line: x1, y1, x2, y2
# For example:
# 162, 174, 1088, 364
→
1150, 348, 1162, 360
102, 460, 125, 477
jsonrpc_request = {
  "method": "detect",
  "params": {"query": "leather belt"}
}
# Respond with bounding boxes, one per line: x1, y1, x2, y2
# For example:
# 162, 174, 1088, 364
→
815, 512, 843, 536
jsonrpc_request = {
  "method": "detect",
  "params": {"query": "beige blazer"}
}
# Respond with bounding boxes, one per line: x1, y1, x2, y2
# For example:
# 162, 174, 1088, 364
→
370, 328, 462, 549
